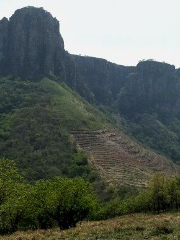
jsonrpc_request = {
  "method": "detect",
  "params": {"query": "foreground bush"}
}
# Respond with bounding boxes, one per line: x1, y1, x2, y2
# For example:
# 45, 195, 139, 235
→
32, 177, 96, 230
0, 158, 180, 234
92, 173, 180, 220
0, 159, 96, 233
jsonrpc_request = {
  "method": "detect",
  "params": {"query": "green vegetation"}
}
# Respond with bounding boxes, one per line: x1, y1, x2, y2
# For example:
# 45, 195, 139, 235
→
96, 173, 180, 220
0, 76, 107, 181
1, 158, 180, 236
1, 75, 180, 238
0, 159, 96, 234
119, 113, 180, 164
33, 177, 95, 230
114, 63, 180, 166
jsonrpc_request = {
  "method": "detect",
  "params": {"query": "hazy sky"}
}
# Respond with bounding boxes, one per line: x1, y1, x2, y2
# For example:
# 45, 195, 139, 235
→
0, 0, 180, 68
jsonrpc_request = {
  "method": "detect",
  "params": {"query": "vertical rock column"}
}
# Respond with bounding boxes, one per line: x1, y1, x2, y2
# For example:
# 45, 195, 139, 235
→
0, 17, 9, 75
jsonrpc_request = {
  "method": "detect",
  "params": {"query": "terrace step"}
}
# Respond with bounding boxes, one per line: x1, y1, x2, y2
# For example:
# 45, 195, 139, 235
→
70, 128, 178, 187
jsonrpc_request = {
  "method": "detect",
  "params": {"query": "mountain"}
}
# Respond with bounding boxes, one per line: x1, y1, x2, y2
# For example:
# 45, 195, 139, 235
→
0, 6, 179, 187
116, 61, 180, 164
0, 7, 65, 79
72, 56, 180, 165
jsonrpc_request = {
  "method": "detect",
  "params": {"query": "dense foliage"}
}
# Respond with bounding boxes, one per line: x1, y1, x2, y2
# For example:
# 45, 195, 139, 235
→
0, 76, 107, 181
119, 114, 180, 164
0, 159, 96, 234
96, 173, 180, 220
1, 158, 180, 235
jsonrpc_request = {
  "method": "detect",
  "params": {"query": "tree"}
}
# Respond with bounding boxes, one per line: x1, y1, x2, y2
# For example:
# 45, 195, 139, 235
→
0, 158, 21, 206
33, 177, 96, 229
148, 174, 170, 213
0, 158, 25, 233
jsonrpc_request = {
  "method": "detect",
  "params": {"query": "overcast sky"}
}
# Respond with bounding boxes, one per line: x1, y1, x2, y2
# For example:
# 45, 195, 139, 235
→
0, 0, 180, 68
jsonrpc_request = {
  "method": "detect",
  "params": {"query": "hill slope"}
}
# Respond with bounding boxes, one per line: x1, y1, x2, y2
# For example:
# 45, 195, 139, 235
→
71, 129, 177, 188
0, 76, 107, 180
0, 76, 178, 186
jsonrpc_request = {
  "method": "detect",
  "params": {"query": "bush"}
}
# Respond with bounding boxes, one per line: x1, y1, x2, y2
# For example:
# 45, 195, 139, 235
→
33, 177, 96, 230
0, 159, 180, 234
0, 159, 97, 233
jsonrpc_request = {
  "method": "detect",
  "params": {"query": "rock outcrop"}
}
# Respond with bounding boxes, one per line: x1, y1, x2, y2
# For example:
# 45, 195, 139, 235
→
0, 7, 66, 79
72, 55, 134, 105
117, 61, 180, 116
0, 7, 135, 102
1, 6, 180, 112
0, 17, 9, 75
2, 7, 179, 114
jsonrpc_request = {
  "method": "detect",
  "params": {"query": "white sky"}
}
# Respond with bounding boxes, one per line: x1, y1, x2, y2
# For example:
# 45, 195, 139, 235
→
0, 0, 180, 68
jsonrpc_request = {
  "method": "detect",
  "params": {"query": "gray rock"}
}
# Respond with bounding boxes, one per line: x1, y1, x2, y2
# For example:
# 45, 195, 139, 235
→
0, 7, 66, 79
0, 17, 9, 75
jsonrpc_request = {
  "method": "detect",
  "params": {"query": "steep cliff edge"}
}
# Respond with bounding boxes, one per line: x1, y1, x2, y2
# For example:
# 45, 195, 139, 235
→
0, 17, 9, 75
0, 7, 135, 101
72, 55, 134, 105
0, 7, 67, 79
1, 7, 180, 111
118, 61, 180, 116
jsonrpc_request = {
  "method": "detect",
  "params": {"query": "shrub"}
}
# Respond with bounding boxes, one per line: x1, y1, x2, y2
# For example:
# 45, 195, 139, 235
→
33, 177, 96, 230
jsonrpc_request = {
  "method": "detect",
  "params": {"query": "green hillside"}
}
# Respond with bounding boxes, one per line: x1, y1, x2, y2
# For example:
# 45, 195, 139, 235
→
118, 113, 180, 165
0, 77, 107, 181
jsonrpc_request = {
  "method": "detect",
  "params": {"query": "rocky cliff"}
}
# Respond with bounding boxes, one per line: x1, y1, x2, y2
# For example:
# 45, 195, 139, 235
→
72, 56, 180, 118
1, 6, 180, 168
0, 17, 9, 75
117, 61, 180, 116
0, 7, 135, 101
0, 7, 67, 79
2, 7, 179, 114
72, 55, 134, 105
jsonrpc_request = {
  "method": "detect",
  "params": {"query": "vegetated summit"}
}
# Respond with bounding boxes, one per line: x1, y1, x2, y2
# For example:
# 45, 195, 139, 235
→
0, 6, 180, 187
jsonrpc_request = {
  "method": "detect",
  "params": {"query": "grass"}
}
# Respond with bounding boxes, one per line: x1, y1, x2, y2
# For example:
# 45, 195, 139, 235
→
40, 78, 108, 130
1, 212, 180, 240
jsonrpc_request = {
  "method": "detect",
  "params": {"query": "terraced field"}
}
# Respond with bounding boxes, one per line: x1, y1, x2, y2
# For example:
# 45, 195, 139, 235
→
71, 128, 178, 187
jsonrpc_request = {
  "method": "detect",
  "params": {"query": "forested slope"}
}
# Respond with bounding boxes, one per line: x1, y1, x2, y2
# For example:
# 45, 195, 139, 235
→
0, 76, 107, 180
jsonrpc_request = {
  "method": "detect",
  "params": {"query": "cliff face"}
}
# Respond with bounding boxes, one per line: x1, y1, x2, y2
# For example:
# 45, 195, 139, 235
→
117, 61, 180, 116
72, 56, 180, 116
1, 7, 180, 116
0, 7, 136, 103
72, 55, 134, 105
0, 17, 9, 75
0, 7, 66, 79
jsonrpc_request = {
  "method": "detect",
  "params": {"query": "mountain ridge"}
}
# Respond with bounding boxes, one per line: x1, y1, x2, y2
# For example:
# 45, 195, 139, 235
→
0, 6, 180, 186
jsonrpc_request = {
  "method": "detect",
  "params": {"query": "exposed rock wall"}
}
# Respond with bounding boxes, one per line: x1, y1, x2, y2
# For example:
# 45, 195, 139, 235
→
0, 7, 135, 103
0, 17, 9, 75
117, 61, 180, 116
0, 6, 180, 115
72, 55, 134, 105
0, 7, 66, 79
